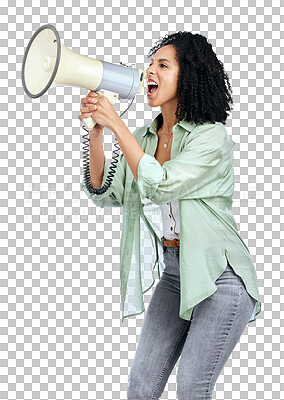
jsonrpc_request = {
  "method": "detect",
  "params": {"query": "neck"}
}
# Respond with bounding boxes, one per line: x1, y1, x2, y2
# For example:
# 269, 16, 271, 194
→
159, 104, 179, 133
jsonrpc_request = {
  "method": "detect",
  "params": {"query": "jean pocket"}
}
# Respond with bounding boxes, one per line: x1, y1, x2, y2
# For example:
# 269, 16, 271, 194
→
228, 264, 246, 288
216, 263, 243, 287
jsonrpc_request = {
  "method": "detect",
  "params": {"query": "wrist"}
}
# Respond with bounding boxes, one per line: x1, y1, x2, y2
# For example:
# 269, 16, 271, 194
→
89, 129, 103, 138
110, 116, 125, 134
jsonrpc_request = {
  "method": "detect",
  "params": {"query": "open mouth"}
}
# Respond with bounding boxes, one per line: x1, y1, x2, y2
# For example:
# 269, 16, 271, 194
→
147, 84, 159, 96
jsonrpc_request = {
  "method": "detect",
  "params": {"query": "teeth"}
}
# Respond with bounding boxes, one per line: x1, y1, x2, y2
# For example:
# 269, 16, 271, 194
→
148, 82, 158, 86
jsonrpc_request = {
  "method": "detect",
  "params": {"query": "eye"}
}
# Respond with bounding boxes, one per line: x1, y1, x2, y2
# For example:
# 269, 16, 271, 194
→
148, 63, 167, 68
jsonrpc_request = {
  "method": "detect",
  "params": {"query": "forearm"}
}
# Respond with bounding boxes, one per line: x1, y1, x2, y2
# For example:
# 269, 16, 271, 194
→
111, 119, 145, 182
89, 132, 104, 189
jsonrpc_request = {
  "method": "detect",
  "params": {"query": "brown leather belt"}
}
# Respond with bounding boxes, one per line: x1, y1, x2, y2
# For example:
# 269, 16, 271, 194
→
161, 236, 180, 248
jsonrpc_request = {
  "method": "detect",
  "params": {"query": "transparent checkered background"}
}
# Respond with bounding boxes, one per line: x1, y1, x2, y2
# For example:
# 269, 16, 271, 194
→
1, 0, 283, 399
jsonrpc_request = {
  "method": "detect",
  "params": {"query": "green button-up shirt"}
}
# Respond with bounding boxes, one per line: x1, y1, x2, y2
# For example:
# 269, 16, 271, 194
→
81, 113, 262, 324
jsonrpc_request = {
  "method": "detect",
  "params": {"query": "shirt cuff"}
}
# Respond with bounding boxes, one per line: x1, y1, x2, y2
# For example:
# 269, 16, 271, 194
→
137, 153, 163, 201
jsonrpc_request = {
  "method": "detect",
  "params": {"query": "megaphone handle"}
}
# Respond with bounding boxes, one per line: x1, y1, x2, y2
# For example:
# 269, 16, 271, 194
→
82, 89, 119, 131
82, 116, 97, 131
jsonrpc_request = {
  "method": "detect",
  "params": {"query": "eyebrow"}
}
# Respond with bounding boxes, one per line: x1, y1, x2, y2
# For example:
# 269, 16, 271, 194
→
150, 58, 173, 65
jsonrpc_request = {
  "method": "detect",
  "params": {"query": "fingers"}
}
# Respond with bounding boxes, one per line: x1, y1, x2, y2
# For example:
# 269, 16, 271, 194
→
80, 101, 97, 113
81, 96, 95, 107
78, 91, 100, 121
80, 93, 98, 114
81, 91, 99, 107
78, 105, 96, 121
78, 108, 95, 120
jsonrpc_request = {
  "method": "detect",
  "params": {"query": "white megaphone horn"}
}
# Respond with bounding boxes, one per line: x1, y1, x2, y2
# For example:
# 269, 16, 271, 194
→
21, 24, 146, 130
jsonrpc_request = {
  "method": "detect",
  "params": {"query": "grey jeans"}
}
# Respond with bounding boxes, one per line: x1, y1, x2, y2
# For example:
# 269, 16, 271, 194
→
127, 244, 256, 400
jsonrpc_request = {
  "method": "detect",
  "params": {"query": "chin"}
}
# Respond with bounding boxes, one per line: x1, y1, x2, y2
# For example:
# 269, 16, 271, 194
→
147, 103, 160, 109
147, 97, 160, 107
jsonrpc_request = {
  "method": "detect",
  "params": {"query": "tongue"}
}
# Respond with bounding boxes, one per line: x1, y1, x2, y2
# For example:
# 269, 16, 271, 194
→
150, 86, 158, 94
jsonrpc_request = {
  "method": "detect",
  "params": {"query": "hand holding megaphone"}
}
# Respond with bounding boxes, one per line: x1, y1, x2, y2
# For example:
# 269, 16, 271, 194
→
79, 90, 104, 134
79, 90, 120, 132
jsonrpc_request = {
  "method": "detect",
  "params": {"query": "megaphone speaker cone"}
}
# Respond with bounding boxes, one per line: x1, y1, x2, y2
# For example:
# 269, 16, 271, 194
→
21, 24, 61, 98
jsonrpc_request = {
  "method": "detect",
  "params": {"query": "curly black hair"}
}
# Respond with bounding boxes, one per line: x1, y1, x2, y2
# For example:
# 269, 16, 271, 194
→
147, 31, 234, 125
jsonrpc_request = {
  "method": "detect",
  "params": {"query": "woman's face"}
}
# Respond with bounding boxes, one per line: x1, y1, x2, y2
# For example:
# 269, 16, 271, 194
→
146, 44, 180, 109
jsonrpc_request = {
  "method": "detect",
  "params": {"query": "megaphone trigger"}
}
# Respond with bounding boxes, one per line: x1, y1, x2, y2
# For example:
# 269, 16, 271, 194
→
94, 89, 119, 106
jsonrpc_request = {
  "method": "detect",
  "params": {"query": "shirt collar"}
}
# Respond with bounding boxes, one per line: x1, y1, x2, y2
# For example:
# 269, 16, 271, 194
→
142, 112, 197, 137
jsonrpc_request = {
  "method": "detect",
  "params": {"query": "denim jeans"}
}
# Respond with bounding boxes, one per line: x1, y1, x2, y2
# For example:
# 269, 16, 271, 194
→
127, 244, 257, 400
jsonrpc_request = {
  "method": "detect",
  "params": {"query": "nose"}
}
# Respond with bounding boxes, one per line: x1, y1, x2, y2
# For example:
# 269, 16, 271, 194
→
146, 63, 155, 77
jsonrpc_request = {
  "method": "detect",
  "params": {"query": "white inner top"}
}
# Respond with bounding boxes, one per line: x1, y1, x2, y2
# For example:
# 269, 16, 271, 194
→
159, 199, 180, 240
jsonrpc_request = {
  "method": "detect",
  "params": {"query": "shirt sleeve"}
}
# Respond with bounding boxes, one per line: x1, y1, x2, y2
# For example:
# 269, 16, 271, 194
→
137, 123, 235, 205
81, 151, 127, 208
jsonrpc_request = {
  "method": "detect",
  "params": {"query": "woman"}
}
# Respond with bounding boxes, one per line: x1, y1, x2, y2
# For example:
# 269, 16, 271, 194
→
79, 32, 261, 400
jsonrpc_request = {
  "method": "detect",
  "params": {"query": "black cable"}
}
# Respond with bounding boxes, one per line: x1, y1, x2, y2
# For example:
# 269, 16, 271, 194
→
82, 96, 135, 195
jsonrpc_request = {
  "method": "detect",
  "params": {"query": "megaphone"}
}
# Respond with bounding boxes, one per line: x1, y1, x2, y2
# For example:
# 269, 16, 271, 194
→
21, 24, 146, 196
21, 24, 146, 130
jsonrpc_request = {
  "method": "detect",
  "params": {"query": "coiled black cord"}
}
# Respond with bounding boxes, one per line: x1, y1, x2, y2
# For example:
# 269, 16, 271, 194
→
82, 96, 135, 194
